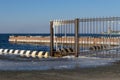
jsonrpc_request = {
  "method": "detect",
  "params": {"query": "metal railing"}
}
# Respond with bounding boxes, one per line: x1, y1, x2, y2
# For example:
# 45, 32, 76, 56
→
50, 17, 120, 58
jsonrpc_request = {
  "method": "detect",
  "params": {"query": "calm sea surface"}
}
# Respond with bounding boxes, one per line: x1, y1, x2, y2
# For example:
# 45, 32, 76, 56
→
0, 34, 50, 51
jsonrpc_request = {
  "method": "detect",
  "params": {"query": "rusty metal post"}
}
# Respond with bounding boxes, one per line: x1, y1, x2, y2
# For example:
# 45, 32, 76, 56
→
50, 21, 54, 56
75, 18, 79, 57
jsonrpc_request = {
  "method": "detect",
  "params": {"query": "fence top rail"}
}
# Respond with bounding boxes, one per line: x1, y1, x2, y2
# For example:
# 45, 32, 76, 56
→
53, 20, 74, 24
79, 17, 120, 22
52, 17, 120, 26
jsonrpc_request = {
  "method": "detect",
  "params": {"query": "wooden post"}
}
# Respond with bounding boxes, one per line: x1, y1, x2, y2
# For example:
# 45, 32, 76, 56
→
75, 19, 79, 57
50, 21, 54, 56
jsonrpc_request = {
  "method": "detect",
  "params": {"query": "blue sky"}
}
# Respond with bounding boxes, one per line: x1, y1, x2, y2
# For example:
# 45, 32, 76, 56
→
0, 0, 120, 33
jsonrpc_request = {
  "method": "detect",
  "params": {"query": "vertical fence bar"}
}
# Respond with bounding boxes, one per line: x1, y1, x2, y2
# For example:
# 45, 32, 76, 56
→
116, 17, 119, 57
50, 21, 54, 56
75, 18, 79, 57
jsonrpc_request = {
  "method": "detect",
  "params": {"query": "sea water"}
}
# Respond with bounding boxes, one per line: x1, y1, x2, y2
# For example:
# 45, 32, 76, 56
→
0, 34, 50, 51
0, 34, 118, 70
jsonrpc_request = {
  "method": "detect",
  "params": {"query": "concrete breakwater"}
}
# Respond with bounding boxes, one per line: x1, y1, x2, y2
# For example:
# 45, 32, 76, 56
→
0, 48, 49, 58
9, 36, 50, 44
9, 36, 120, 46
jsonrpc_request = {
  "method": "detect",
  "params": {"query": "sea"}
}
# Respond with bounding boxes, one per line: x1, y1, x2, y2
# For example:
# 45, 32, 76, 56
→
0, 34, 51, 51
0, 34, 118, 70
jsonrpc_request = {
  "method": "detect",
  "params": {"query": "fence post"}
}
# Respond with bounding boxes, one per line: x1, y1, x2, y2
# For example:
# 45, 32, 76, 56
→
50, 21, 54, 56
75, 18, 79, 57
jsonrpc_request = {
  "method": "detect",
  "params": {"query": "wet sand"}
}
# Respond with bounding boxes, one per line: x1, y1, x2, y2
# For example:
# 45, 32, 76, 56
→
0, 62, 120, 80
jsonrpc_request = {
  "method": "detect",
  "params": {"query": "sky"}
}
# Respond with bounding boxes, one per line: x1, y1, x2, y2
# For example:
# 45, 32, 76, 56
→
0, 0, 120, 33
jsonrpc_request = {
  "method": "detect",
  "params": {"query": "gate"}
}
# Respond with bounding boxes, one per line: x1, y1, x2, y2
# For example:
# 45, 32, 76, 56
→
50, 19, 79, 57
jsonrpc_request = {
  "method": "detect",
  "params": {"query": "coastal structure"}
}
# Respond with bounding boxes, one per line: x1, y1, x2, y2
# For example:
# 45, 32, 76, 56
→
0, 48, 49, 58
9, 36, 50, 44
8, 17, 120, 58
50, 17, 120, 57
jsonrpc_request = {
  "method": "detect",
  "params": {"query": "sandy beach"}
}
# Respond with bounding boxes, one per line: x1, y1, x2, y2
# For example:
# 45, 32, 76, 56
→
0, 62, 120, 80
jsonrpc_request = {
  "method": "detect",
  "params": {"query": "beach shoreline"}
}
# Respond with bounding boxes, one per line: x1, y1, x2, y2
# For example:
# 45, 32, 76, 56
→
0, 62, 120, 80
